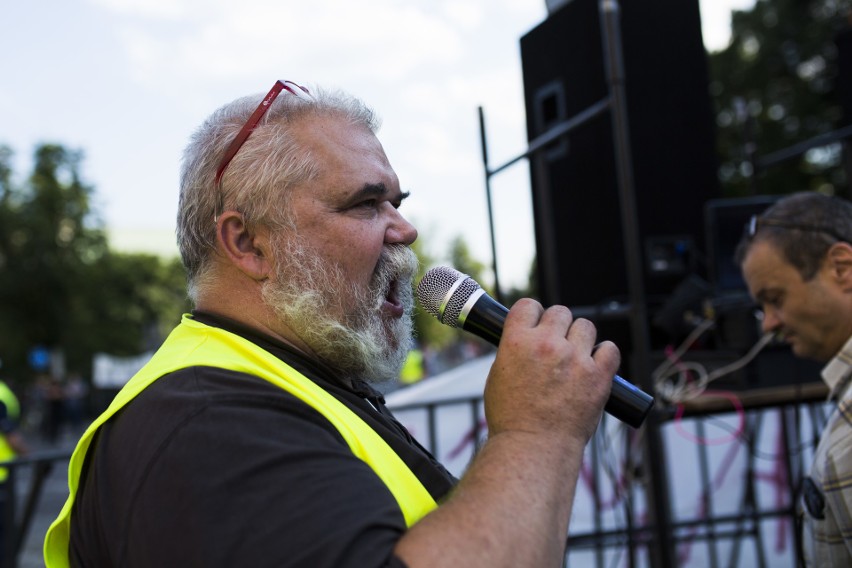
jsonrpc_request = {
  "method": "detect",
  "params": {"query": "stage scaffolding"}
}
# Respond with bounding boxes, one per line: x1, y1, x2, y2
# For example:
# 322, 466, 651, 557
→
472, 1, 851, 566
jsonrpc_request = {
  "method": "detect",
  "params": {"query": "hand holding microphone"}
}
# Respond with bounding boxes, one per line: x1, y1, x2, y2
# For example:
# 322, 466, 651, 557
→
416, 266, 654, 429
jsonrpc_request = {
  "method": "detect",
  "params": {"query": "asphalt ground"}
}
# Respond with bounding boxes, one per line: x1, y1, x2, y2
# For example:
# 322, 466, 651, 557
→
13, 428, 80, 568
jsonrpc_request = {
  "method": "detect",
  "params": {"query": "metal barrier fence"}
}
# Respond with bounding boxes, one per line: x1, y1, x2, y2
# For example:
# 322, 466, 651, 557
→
0, 449, 72, 568
388, 389, 832, 567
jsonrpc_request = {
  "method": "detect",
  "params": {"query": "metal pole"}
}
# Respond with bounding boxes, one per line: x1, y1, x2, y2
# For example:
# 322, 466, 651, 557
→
3, 465, 17, 568
478, 106, 504, 304
599, 1, 674, 566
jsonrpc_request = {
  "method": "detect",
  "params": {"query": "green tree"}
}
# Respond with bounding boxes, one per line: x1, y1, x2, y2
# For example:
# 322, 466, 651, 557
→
0, 143, 189, 382
709, 0, 851, 197
62, 253, 188, 373
448, 235, 490, 295
0, 145, 104, 373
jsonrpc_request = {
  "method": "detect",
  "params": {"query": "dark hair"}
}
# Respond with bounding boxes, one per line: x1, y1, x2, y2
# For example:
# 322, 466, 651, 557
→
734, 192, 852, 280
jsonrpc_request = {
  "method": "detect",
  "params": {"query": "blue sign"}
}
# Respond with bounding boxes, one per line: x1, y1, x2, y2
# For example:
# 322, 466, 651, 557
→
28, 346, 50, 371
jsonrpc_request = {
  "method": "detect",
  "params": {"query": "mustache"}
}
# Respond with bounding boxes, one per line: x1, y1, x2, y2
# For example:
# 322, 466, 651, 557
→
371, 245, 419, 296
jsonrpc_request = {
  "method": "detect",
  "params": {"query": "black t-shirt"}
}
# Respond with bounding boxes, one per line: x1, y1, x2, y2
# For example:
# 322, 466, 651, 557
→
69, 312, 457, 567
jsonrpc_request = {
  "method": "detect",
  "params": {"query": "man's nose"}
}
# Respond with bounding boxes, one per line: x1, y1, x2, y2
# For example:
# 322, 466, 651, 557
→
760, 307, 781, 334
385, 209, 418, 246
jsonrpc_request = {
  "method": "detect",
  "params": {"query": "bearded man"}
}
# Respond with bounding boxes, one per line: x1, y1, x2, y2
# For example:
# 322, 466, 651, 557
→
44, 81, 618, 568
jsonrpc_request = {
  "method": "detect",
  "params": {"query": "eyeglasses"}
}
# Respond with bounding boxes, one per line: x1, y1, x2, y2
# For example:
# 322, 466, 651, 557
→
746, 214, 847, 243
214, 80, 314, 186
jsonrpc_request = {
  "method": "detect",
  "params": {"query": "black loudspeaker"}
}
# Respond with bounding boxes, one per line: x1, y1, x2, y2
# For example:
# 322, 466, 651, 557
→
521, 0, 720, 309
704, 195, 781, 297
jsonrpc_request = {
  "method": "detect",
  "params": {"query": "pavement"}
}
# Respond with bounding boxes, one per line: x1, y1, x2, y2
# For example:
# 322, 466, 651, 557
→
13, 428, 82, 568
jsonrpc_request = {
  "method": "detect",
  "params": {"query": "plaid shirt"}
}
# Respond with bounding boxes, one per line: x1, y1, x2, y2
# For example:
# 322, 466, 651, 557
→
802, 336, 852, 566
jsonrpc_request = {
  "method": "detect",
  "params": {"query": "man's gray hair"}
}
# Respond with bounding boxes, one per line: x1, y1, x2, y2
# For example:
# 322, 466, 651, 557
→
177, 85, 380, 302
735, 191, 852, 280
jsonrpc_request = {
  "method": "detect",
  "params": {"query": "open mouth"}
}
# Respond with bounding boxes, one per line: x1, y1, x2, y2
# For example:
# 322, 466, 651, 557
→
373, 245, 417, 318
382, 278, 404, 317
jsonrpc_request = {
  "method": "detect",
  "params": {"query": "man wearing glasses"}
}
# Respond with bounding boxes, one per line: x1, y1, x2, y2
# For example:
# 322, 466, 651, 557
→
44, 82, 619, 567
736, 191, 852, 567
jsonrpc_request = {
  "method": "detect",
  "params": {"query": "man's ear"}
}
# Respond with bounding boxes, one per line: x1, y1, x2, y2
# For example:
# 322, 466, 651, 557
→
826, 241, 852, 291
216, 210, 272, 281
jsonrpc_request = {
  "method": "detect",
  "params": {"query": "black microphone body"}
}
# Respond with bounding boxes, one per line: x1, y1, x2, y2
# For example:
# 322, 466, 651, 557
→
416, 267, 655, 428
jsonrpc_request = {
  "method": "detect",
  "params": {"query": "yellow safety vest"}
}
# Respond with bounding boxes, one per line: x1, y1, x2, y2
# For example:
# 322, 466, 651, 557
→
399, 349, 425, 385
44, 315, 437, 568
0, 380, 21, 482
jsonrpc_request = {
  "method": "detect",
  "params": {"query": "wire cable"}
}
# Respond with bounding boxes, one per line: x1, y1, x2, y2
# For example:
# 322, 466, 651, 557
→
653, 321, 775, 404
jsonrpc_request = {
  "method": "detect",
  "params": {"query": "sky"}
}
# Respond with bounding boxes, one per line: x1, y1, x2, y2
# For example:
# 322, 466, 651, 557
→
0, 0, 755, 289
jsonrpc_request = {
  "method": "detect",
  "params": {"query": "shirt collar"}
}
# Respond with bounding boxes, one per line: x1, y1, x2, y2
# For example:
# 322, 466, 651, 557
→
821, 334, 852, 400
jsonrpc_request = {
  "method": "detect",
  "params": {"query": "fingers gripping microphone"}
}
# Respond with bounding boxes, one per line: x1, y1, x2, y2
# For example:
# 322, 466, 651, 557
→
416, 266, 654, 428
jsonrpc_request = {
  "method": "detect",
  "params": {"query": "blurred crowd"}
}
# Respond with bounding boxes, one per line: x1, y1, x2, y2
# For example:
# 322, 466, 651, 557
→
21, 373, 89, 447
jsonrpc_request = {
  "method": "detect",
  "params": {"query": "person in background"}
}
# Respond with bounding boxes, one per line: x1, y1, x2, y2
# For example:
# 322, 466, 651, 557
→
44, 80, 618, 567
398, 342, 425, 386
62, 374, 88, 434
0, 362, 29, 567
736, 191, 852, 567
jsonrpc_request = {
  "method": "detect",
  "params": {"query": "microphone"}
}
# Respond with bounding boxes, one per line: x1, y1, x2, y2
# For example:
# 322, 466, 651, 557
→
416, 266, 654, 428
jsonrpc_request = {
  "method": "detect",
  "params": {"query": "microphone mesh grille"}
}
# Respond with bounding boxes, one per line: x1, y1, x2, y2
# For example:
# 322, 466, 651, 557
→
416, 266, 481, 328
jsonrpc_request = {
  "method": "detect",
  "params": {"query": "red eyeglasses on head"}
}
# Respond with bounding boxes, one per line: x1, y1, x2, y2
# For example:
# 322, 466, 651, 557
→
214, 80, 314, 186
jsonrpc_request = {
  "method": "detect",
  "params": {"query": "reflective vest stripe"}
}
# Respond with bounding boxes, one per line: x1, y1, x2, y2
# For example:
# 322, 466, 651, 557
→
44, 315, 436, 567
0, 381, 20, 482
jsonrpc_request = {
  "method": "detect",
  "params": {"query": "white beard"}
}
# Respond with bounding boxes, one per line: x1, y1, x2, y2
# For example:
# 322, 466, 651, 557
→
261, 237, 418, 384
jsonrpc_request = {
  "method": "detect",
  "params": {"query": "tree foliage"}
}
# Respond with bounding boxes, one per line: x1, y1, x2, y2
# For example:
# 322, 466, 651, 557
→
0, 143, 190, 383
709, 0, 851, 197
448, 235, 489, 294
